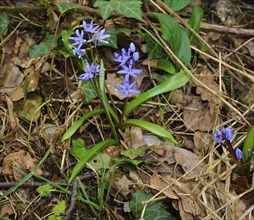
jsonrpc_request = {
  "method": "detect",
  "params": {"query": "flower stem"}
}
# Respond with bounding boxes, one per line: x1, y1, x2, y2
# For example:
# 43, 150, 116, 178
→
119, 97, 128, 125
224, 139, 242, 168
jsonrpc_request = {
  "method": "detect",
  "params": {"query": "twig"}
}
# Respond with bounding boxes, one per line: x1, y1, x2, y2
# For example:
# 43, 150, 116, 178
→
200, 22, 254, 36
0, 181, 45, 189
64, 178, 78, 220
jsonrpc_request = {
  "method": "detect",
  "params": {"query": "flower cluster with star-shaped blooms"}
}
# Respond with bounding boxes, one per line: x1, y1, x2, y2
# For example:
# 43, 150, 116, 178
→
69, 20, 110, 81
114, 43, 142, 98
69, 20, 110, 58
214, 127, 243, 160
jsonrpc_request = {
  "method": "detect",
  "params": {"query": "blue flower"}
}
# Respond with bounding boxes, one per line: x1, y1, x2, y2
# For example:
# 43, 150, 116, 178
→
73, 47, 86, 58
133, 52, 140, 61
88, 29, 110, 46
114, 48, 131, 66
117, 59, 142, 82
69, 29, 86, 48
129, 42, 136, 52
235, 148, 243, 160
117, 81, 140, 98
221, 127, 234, 141
78, 61, 100, 81
82, 20, 99, 33
214, 127, 234, 143
214, 129, 223, 143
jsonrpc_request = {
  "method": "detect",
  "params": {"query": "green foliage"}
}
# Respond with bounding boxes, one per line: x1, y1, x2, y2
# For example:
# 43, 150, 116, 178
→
143, 33, 167, 59
29, 34, 58, 58
0, 13, 9, 36
242, 125, 254, 163
130, 192, 175, 220
121, 145, 154, 159
68, 139, 119, 183
55, 2, 82, 14
70, 139, 87, 160
156, 59, 176, 74
94, 0, 142, 20
125, 70, 190, 116
89, 153, 112, 171
164, 0, 191, 11
48, 201, 66, 220
188, 6, 204, 43
60, 29, 74, 58
61, 109, 104, 142
36, 184, 53, 197
81, 80, 98, 103
121, 119, 177, 144
151, 13, 191, 66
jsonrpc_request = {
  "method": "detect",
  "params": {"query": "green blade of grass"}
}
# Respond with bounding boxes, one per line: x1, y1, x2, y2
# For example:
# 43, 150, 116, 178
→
61, 109, 104, 142
68, 139, 119, 183
242, 125, 254, 163
125, 70, 190, 116
120, 119, 177, 144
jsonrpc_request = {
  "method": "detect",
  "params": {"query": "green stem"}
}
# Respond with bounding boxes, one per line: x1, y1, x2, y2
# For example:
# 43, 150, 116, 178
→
93, 78, 119, 142
119, 97, 128, 125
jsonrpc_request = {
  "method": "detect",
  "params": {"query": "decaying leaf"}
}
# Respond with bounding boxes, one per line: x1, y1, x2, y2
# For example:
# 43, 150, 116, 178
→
183, 99, 216, 132
0, 150, 43, 177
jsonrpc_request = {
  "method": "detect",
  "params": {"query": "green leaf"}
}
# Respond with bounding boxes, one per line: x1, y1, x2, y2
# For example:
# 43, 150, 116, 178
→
36, 184, 53, 197
0, 13, 9, 36
242, 125, 254, 163
81, 80, 98, 103
89, 153, 112, 170
130, 192, 175, 220
48, 201, 66, 220
60, 29, 74, 58
125, 70, 190, 116
164, 0, 191, 11
70, 139, 87, 160
143, 33, 167, 59
113, 157, 143, 166
53, 201, 66, 214
55, 2, 82, 14
121, 119, 177, 144
151, 13, 191, 66
188, 6, 204, 43
94, 0, 142, 20
61, 109, 104, 142
29, 35, 58, 58
68, 139, 119, 183
156, 59, 175, 74
121, 145, 154, 159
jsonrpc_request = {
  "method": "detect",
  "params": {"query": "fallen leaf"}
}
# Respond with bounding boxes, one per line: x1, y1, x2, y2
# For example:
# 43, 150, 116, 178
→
0, 203, 14, 219
183, 99, 216, 132
0, 150, 43, 177
149, 173, 178, 199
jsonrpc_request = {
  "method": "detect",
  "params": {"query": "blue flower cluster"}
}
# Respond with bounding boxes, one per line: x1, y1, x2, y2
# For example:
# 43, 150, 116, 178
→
69, 20, 110, 58
214, 127, 243, 160
114, 43, 142, 98
69, 21, 110, 81
214, 127, 234, 143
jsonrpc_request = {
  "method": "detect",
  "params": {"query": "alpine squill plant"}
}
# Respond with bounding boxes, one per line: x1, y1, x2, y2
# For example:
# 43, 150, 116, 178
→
62, 20, 191, 184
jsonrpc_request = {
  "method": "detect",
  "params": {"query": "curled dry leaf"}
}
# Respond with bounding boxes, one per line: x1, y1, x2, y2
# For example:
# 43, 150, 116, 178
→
183, 99, 216, 132
0, 150, 43, 177
193, 131, 213, 156
195, 72, 220, 115
114, 173, 134, 197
